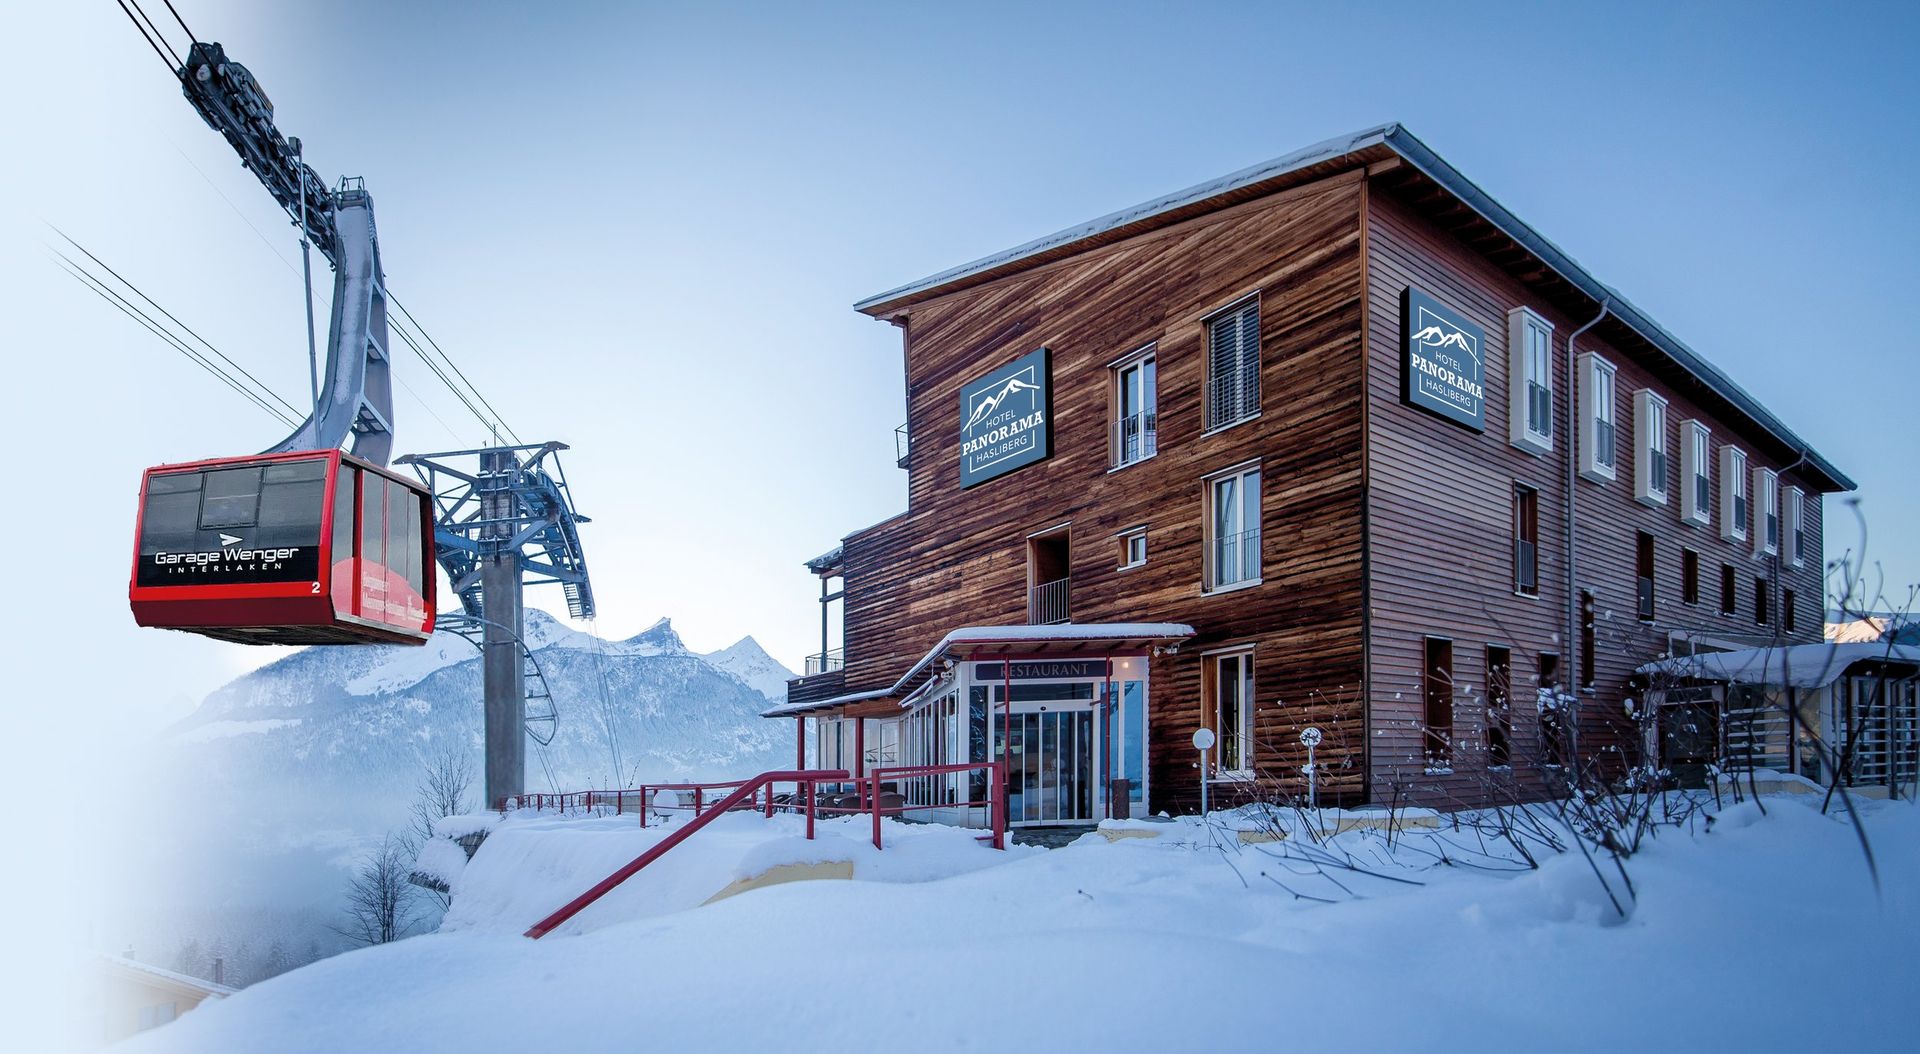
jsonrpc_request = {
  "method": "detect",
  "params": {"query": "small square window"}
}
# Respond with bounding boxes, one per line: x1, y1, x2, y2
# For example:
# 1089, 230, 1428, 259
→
1118, 528, 1147, 569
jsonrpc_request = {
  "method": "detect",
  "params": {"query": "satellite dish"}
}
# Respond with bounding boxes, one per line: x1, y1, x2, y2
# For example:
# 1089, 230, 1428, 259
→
1191, 728, 1216, 751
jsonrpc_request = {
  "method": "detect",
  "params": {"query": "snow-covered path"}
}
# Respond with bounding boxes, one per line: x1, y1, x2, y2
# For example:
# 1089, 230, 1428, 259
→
120, 797, 1918, 1053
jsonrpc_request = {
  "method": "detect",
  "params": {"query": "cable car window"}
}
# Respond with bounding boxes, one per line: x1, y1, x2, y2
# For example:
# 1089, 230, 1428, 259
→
264, 459, 327, 484
386, 477, 411, 603
199, 467, 263, 529
333, 467, 357, 562
257, 474, 325, 551
404, 490, 425, 601
139, 474, 203, 558
146, 472, 202, 495
361, 472, 388, 574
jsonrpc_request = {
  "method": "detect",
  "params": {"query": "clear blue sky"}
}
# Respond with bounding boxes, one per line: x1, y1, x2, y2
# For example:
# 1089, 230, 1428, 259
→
7, 0, 1917, 717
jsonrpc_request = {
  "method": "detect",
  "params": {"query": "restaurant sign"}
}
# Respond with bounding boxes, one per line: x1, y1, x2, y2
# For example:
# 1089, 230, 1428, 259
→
959, 347, 1052, 488
1401, 287, 1486, 431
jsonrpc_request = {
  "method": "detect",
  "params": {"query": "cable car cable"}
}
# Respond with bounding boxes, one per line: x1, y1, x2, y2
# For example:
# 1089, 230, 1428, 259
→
52, 226, 306, 420
160, 0, 197, 43
388, 294, 524, 446
111, 0, 185, 80
52, 253, 299, 427
387, 314, 499, 442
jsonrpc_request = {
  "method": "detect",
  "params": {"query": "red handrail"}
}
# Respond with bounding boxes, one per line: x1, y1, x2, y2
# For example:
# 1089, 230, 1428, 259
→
522, 768, 848, 939
866, 762, 1005, 851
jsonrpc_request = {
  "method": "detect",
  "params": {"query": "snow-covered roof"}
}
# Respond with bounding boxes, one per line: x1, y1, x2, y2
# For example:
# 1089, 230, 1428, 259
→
890, 623, 1195, 699
1638, 643, 1920, 690
763, 623, 1195, 720
761, 687, 894, 719
103, 955, 237, 999
804, 545, 844, 573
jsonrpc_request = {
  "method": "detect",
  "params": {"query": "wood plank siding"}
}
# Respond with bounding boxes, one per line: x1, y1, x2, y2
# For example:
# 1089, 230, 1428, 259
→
799, 139, 1838, 816
836, 176, 1371, 813
1363, 186, 1826, 806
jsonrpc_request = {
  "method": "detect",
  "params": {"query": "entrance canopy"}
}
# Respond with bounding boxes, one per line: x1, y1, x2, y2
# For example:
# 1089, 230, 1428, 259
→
1639, 642, 1920, 690
891, 623, 1195, 705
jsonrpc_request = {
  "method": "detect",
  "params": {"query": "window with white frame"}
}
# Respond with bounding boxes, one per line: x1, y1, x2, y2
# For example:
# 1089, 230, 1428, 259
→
1784, 486, 1805, 567
1117, 526, 1147, 569
1209, 649, 1255, 778
1682, 421, 1711, 526
1634, 390, 1669, 506
1720, 446, 1748, 542
1508, 307, 1554, 454
1204, 463, 1261, 591
1204, 298, 1260, 431
1110, 346, 1158, 468
1755, 467, 1779, 556
1578, 352, 1618, 481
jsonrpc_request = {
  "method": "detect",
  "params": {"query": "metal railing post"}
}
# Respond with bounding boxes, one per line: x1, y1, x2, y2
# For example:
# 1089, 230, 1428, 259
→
806, 781, 816, 840
872, 769, 885, 850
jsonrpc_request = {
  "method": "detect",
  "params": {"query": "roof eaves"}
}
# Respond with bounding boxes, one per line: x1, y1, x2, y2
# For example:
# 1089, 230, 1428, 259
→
1376, 126, 1854, 492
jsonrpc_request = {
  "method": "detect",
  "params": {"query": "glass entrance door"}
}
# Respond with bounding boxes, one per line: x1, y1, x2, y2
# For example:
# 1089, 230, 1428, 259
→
989, 682, 1095, 825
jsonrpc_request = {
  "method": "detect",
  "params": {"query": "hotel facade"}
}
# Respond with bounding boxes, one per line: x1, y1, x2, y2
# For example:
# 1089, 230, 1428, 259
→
770, 125, 1857, 824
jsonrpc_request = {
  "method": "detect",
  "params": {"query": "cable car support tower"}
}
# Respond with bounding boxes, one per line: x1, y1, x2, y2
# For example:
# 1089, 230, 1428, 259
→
398, 444, 596, 807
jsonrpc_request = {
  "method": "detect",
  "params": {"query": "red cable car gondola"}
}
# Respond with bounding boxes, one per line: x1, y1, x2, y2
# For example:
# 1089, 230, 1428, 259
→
129, 450, 435, 645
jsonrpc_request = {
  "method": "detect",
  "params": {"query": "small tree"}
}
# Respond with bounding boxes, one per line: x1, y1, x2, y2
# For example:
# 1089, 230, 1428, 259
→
334, 835, 421, 946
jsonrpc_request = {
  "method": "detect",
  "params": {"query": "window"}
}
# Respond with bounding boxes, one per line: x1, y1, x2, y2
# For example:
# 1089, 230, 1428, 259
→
1754, 577, 1770, 626
1538, 653, 1566, 767
1720, 563, 1737, 616
1204, 463, 1261, 591
1784, 588, 1797, 634
1634, 390, 1668, 506
1578, 352, 1618, 481
199, 465, 264, 528
1210, 650, 1255, 777
1580, 591, 1596, 689
1784, 485, 1806, 567
137, 1002, 178, 1031
1720, 446, 1748, 542
1636, 532, 1656, 622
1508, 307, 1554, 454
1111, 346, 1158, 468
1513, 482, 1539, 595
1681, 421, 1711, 526
1682, 548, 1700, 606
1487, 645, 1513, 768
1755, 467, 1779, 557
1204, 298, 1260, 431
1424, 637, 1454, 770
1117, 527, 1147, 570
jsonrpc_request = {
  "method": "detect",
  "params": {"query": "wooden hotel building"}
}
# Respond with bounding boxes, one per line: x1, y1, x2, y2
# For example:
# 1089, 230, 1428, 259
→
770, 124, 1853, 823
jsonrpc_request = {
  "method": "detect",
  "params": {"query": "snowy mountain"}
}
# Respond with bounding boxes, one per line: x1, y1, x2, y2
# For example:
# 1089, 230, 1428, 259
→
124, 610, 796, 971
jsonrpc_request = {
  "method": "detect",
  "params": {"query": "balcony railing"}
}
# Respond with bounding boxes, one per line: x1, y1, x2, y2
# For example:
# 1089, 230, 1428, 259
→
804, 649, 845, 676
1111, 412, 1158, 468
1028, 577, 1070, 625
895, 424, 910, 469
1207, 528, 1261, 590
1205, 366, 1260, 431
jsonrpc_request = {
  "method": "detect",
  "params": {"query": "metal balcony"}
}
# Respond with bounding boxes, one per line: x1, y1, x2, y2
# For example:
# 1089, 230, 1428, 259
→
805, 648, 846, 676
1111, 412, 1157, 468
1028, 577, 1070, 625
895, 424, 910, 469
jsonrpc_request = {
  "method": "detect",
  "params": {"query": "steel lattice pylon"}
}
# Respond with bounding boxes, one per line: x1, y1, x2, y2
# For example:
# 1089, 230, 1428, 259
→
397, 442, 594, 805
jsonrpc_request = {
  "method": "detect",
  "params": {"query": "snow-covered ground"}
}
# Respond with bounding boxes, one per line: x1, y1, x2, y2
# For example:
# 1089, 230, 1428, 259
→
119, 795, 1917, 1053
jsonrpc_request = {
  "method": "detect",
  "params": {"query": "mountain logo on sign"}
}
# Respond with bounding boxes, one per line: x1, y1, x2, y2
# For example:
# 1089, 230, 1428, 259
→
963, 372, 1040, 434
1409, 320, 1480, 365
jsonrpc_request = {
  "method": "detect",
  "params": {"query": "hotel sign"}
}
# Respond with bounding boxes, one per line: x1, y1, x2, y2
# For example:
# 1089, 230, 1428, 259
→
959, 347, 1052, 488
1401, 287, 1486, 432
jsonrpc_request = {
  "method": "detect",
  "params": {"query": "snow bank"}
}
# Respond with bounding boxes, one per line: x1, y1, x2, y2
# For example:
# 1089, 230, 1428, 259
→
431, 813, 499, 840
441, 811, 1031, 936
121, 795, 1919, 1054
410, 838, 470, 890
